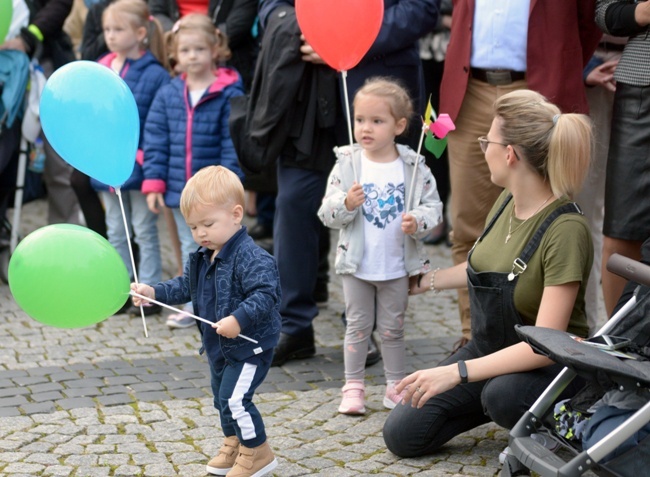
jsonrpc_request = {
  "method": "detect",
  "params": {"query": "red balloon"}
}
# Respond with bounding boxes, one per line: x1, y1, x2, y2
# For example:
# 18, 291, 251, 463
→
296, 0, 384, 72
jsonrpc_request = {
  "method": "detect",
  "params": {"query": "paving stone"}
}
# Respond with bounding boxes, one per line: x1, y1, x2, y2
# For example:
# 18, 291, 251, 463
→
62, 388, 102, 398
55, 398, 95, 410
0, 396, 28, 408
49, 372, 81, 382
167, 388, 207, 400
114, 465, 142, 476
12, 376, 50, 386
28, 382, 64, 393
104, 375, 141, 386
96, 394, 133, 406
0, 387, 30, 398
21, 402, 57, 415
64, 378, 105, 388
113, 366, 149, 376
0, 370, 28, 379
80, 369, 115, 379
134, 391, 170, 402
100, 385, 130, 395
24, 367, 62, 377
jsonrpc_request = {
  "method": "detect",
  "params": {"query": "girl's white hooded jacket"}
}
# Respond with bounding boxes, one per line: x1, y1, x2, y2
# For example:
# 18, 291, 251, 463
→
318, 143, 443, 276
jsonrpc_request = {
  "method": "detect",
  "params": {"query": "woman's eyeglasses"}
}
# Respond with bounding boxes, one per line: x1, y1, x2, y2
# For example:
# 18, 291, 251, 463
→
477, 136, 521, 160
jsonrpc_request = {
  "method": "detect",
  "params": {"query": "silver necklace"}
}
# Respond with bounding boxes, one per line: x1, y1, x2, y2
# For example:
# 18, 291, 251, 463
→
505, 194, 554, 244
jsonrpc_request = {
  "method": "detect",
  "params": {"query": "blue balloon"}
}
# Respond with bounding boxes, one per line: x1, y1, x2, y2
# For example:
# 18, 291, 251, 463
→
40, 61, 139, 187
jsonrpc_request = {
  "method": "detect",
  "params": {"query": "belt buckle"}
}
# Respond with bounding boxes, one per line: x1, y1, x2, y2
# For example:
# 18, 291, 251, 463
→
485, 70, 512, 86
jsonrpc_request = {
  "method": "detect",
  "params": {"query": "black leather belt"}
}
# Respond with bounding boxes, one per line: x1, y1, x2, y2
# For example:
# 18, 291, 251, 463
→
470, 67, 526, 86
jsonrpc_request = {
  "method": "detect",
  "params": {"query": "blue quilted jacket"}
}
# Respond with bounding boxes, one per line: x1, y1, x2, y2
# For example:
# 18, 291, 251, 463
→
142, 69, 245, 207
92, 50, 170, 191
152, 227, 282, 364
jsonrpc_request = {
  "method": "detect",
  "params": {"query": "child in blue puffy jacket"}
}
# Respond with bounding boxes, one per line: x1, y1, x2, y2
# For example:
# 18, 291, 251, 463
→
94, 0, 170, 316
143, 13, 244, 328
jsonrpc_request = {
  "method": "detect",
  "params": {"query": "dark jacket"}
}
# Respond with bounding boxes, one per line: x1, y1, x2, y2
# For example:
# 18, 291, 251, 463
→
230, 4, 338, 174
21, 0, 75, 68
148, 0, 258, 90
259, 0, 438, 121
152, 227, 282, 364
80, 0, 112, 61
91, 51, 170, 191
143, 68, 245, 207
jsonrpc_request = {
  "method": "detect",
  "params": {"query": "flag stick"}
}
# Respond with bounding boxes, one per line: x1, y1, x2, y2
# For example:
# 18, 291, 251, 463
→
406, 120, 428, 212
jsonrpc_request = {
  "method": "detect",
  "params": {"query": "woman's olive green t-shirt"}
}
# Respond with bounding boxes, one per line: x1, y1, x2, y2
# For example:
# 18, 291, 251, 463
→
469, 190, 593, 338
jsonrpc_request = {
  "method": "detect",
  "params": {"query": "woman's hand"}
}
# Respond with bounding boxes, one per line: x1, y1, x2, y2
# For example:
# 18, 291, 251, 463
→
410, 262, 469, 295
409, 271, 431, 295
396, 365, 461, 409
585, 58, 618, 92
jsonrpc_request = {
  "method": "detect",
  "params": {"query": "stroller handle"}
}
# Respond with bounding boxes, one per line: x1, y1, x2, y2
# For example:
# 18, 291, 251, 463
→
607, 253, 650, 287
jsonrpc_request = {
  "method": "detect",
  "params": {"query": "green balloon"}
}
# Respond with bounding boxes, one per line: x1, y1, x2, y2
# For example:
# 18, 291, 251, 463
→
0, 0, 12, 45
8, 224, 130, 328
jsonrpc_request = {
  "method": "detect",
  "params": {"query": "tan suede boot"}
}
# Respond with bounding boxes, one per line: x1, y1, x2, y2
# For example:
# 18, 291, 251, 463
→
206, 435, 240, 475
226, 441, 278, 477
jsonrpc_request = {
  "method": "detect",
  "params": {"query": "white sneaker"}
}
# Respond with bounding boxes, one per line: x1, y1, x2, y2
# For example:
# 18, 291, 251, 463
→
166, 312, 195, 328
383, 381, 406, 410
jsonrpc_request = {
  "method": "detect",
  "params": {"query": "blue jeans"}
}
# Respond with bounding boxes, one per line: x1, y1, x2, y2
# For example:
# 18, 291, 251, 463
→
171, 207, 196, 311
101, 190, 161, 285
171, 207, 196, 268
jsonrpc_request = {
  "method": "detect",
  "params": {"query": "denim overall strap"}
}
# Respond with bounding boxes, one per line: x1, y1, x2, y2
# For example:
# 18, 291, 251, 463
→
507, 203, 583, 282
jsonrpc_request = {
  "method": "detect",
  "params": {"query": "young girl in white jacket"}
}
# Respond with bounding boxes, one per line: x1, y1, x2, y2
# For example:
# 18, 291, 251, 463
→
318, 77, 443, 415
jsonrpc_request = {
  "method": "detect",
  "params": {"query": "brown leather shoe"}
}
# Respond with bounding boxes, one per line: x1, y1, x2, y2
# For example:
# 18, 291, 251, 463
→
206, 435, 239, 475
226, 441, 278, 477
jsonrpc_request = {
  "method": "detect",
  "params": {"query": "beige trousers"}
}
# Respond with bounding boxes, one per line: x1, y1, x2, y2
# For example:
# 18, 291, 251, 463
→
448, 78, 527, 339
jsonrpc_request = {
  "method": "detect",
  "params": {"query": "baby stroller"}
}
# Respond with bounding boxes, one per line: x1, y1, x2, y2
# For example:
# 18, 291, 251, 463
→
502, 253, 650, 477
0, 50, 41, 283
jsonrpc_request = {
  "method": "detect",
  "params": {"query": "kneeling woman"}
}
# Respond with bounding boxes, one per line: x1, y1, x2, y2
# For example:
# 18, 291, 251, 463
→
383, 90, 593, 457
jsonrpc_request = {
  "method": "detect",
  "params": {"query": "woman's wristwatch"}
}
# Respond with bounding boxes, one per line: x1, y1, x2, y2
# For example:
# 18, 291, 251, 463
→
457, 360, 468, 384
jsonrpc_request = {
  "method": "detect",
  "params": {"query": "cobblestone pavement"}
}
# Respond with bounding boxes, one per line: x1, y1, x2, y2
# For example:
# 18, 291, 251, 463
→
0, 199, 511, 476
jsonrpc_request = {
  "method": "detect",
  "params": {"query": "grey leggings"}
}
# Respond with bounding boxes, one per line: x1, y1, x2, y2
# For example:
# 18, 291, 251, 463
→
342, 274, 408, 382
382, 340, 584, 457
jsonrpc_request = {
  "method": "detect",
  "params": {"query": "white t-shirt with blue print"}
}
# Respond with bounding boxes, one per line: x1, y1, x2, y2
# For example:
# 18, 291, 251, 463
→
354, 154, 407, 281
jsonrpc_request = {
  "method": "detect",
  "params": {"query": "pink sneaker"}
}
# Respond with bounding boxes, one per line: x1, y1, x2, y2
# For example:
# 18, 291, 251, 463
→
383, 381, 406, 409
338, 381, 365, 415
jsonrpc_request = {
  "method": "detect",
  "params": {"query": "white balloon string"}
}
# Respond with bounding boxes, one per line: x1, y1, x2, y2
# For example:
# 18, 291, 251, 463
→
129, 291, 258, 344
115, 187, 148, 338
341, 70, 357, 182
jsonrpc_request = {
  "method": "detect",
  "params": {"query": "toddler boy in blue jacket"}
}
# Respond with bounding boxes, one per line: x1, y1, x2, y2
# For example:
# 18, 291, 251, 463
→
131, 165, 281, 477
